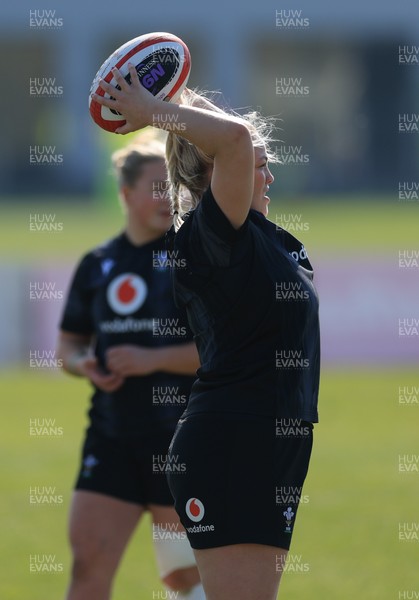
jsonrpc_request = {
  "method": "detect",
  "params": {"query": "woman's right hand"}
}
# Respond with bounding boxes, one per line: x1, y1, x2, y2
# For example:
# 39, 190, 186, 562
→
78, 355, 125, 392
92, 64, 161, 134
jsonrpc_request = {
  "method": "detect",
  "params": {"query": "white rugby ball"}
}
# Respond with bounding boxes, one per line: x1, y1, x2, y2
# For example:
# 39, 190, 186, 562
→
89, 32, 191, 132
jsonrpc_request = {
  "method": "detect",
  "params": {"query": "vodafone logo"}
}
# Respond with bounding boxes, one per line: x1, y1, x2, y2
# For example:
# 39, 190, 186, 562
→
289, 245, 308, 263
185, 498, 205, 522
106, 273, 148, 315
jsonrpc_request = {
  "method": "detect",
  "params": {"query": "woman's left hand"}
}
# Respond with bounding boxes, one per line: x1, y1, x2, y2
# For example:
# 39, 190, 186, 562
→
106, 344, 160, 376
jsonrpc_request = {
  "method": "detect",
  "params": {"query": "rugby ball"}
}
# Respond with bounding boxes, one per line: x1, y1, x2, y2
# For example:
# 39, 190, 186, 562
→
89, 32, 191, 132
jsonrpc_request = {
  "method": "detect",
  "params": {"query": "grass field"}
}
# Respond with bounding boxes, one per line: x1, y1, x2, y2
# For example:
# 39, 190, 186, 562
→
1, 367, 418, 599
1, 197, 417, 598
1, 195, 418, 263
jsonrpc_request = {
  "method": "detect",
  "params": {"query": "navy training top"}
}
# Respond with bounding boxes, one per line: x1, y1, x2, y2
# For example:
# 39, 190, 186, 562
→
60, 232, 196, 439
170, 187, 320, 422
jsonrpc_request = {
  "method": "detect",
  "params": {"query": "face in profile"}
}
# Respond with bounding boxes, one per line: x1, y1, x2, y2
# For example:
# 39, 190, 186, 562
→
251, 146, 274, 217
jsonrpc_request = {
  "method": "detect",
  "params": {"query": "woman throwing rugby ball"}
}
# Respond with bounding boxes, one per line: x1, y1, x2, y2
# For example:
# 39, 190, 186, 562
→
93, 64, 320, 600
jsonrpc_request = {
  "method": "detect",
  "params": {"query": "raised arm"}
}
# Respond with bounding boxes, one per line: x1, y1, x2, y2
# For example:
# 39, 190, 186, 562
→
92, 66, 254, 228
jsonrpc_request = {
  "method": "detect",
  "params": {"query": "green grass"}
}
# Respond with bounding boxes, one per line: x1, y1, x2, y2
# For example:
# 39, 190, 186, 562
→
1, 196, 418, 263
0, 370, 162, 600
1, 368, 418, 599
0, 199, 124, 264
1, 196, 417, 597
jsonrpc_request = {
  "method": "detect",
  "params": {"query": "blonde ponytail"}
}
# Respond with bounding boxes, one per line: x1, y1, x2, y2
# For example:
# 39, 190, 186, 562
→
166, 89, 279, 230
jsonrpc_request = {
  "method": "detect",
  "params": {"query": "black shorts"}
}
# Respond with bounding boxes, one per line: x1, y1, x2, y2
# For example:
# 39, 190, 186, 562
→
167, 413, 313, 550
74, 425, 177, 506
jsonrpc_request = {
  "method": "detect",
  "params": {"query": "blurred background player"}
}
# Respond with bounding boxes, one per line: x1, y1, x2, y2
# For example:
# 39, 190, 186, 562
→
57, 130, 204, 600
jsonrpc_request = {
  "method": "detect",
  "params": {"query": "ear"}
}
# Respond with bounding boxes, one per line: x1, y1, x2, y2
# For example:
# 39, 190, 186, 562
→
120, 185, 131, 207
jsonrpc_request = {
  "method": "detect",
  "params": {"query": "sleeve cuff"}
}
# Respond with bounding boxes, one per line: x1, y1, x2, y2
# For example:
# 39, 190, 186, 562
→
199, 186, 248, 244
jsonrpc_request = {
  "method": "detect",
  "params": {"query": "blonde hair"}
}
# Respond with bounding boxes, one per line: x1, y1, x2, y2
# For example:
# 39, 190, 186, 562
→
111, 127, 167, 188
166, 89, 279, 230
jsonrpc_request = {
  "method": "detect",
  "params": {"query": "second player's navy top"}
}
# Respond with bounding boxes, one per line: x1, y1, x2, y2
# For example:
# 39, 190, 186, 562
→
60, 233, 196, 439
171, 186, 320, 422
